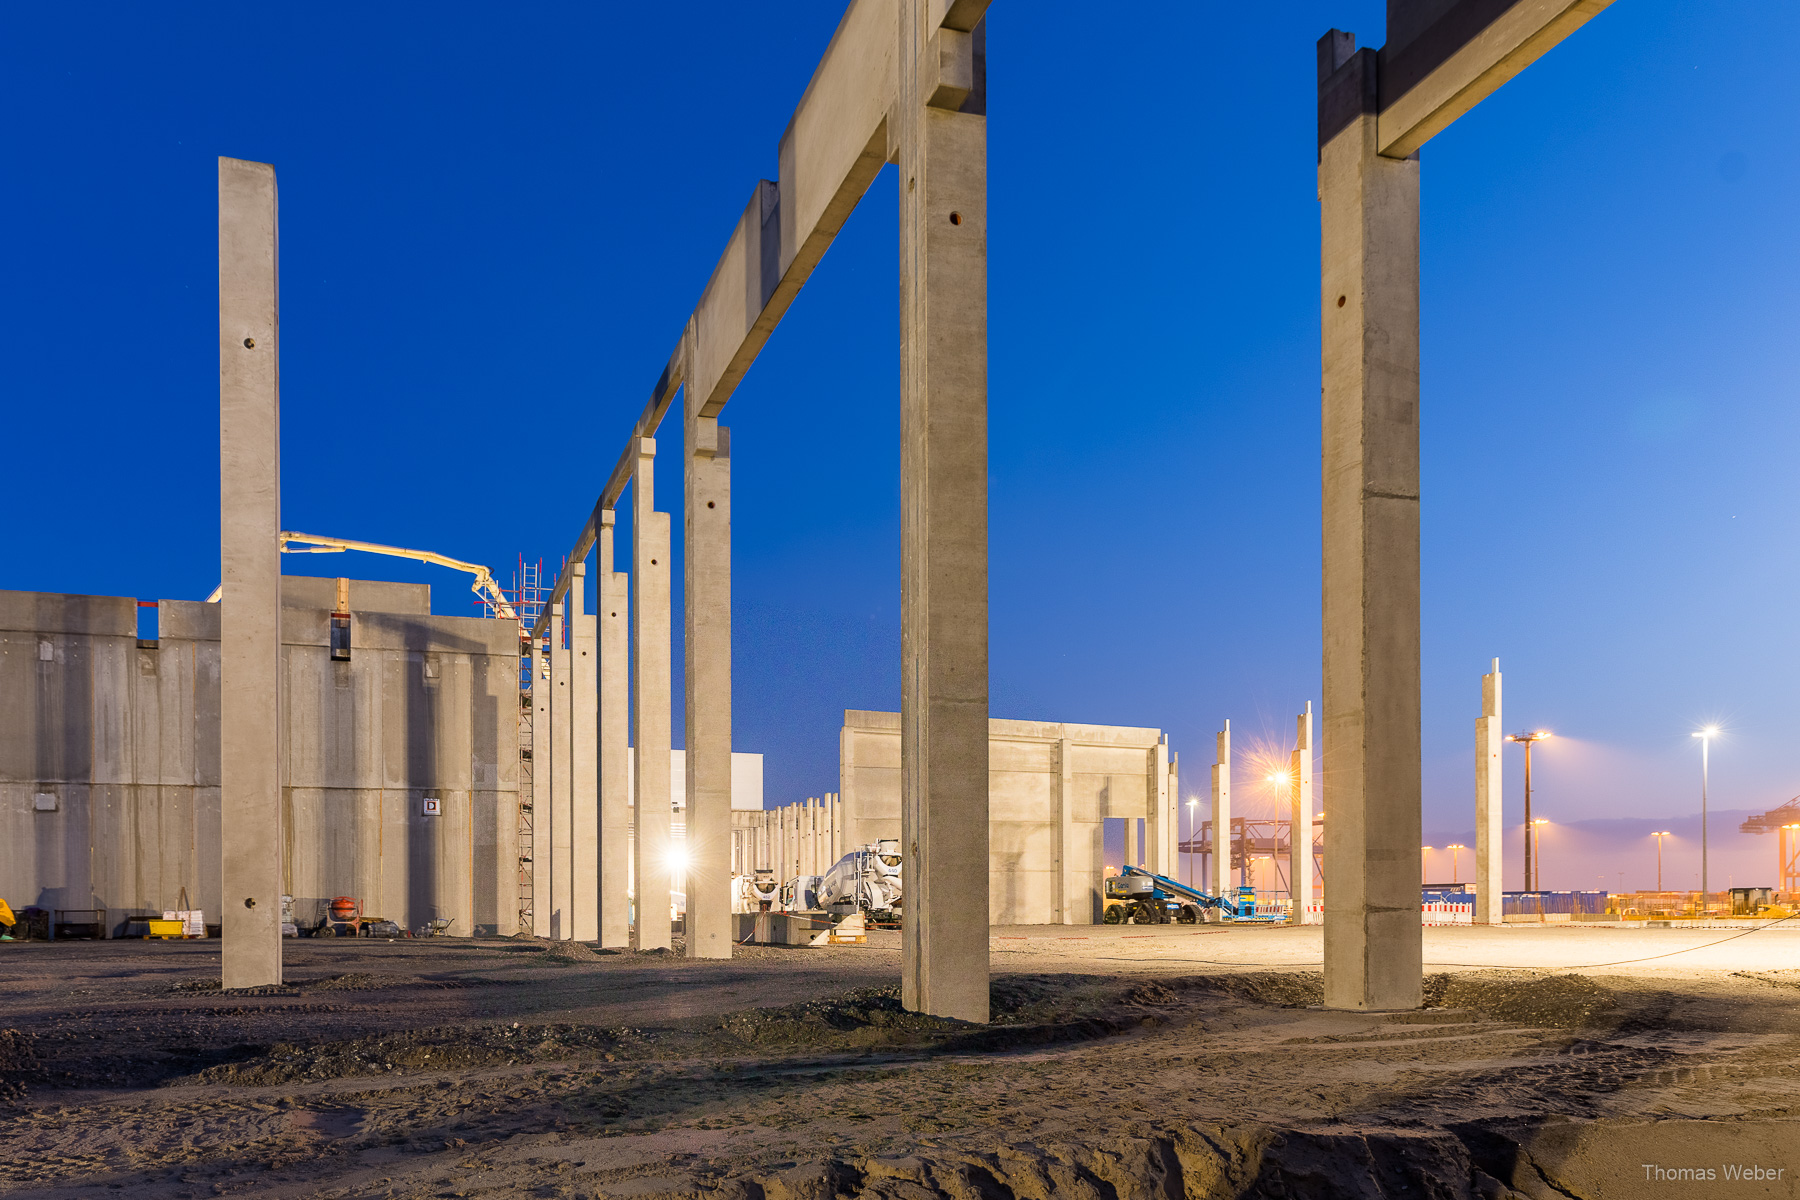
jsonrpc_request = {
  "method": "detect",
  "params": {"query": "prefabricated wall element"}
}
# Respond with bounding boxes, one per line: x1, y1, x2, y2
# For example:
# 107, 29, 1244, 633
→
1475, 660, 1503, 925
839, 710, 1167, 925
0, 584, 519, 939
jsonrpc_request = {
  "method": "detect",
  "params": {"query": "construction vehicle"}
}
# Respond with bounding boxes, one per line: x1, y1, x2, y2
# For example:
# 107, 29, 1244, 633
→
815, 839, 903, 920
1102, 866, 1284, 924
735, 869, 780, 913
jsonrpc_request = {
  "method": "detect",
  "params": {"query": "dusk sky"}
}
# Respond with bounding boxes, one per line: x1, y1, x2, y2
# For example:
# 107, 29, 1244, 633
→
4, 2, 1797, 892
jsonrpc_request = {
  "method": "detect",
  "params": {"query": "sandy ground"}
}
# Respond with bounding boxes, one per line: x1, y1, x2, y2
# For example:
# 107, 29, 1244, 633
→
1, 923, 1797, 1199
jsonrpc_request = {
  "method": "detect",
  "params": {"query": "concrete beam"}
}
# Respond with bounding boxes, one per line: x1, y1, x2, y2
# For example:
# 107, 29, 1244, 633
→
598, 514, 631, 948
217, 157, 283, 990
1475, 659, 1503, 924
530, 626, 551, 936
548, 601, 571, 939
630, 438, 673, 951
569, 567, 598, 942
898, 0, 989, 1025
1370, 1, 1616, 159
684, 325, 733, 960
1319, 34, 1423, 1011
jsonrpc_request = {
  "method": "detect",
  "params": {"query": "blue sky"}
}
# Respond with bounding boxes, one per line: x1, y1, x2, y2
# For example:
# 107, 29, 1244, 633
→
4, 3, 1797, 891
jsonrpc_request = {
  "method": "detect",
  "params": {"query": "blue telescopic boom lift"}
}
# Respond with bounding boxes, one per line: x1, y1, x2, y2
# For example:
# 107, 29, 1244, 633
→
1103, 865, 1285, 924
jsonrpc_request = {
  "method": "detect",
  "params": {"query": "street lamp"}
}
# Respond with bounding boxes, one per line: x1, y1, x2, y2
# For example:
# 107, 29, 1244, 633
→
1531, 819, 1548, 890
1692, 727, 1718, 907
1651, 830, 1672, 893
1508, 731, 1552, 891
1446, 843, 1466, 885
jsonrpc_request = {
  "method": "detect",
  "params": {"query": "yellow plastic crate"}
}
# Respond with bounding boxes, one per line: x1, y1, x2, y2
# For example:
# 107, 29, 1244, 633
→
145, 918, 185, 939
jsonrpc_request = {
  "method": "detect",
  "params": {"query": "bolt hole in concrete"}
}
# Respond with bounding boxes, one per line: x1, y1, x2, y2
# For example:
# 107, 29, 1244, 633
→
244, 898, 256, 909
949, 211, 962, 225
707, 501, 715, 508
1336, 295, 1346, 307
243, 337, 255, 347
651, 559, 658, 566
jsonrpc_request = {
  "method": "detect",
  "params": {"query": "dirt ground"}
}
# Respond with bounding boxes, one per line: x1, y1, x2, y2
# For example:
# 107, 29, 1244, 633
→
2, 923, 1798, 1199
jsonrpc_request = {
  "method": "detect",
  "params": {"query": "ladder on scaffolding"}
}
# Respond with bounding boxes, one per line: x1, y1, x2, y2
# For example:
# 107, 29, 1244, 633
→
507, 557, 547, 935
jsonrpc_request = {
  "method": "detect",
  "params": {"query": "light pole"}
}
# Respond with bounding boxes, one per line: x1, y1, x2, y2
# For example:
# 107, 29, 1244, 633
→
1531, 819, 1548, 890
1446, 843, 1465, 885
1508, 731, 1552, 891
1422, 845, 1433, 885
1692, 727, 1718, 908
1651, 830, 1671, 893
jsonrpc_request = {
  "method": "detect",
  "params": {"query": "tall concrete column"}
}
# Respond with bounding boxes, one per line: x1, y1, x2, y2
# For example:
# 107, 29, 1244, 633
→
549, 601, 571, 939
1055, 736, 1074, 924
1209, 722, 1231, 898
218, 156, 283, 989
569, 566, 598, 942
630, 437, 674, 950
531, 629, 551, 936
598, 513, 631, 948
898, 0, 990, 1024
1291, 703, 1316, 924
684, 395, 732, 960
1475, 659, 1503, 925
1125, 819, 1139, 870
1318, 30, 1423, 1011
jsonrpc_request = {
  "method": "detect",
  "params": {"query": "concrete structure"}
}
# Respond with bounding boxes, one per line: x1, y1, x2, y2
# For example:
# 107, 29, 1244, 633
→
684, 354, 732, 960
218, 156, 283, 988
568, 568, 598, 942
630, 438, 674, 951
597, 514, 630, 948
529, 613, 551, 936
548, 601, 570, 938
526, 0, 994, 1016
1316, 2, 1613, 1009
1475, 659, 1502, 925
0, 583, 519, 938
839, 711, 1172, 925
1290, 704, 1315, 923
1209, 722, 1231, 899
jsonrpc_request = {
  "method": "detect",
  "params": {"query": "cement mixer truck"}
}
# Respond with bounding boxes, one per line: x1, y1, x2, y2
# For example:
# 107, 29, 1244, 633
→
814, 839, 902, 920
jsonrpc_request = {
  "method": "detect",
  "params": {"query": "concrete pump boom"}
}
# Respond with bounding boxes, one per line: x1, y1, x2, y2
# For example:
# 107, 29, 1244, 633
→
202, 531, 519, 622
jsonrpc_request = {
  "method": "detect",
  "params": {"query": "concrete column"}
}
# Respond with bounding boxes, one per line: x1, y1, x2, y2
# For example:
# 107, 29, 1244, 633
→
1147, 740, 1171, 876
839, 723, 859, 850
1318, 31, 1423, 1011
569, 567, 598, 942
1055, 736, 1074, 923
899, 0, 990, 1024
684, 392, 732, 960
1209, 723, 1232, 897
630, 437, 674, 950
1291, 703, 1316, 923
549, 601, 571, 939
598, 513, 631, 948
218, 156, 283, 989
531, 629, 551, 936
1125, 817, 1139, 870
1475, 659, 1503, 925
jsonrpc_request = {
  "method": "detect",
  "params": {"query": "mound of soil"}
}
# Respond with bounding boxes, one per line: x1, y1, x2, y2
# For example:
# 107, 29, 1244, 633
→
1429, 971, 1616, 1027
1197, 971, 1325, 1008
0, 1029, 39, 1103
179, 1022, 633, 1086
718, 987, 964, 1049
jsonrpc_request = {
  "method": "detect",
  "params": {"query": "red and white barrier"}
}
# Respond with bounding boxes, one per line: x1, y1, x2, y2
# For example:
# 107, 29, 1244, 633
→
1421, 901, 1473, 925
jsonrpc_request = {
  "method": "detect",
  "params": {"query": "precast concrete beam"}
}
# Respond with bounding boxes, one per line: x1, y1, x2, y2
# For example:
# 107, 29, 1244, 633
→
1318, 33, 1423, 1011
630, 439, 674, 951
598, 513, 631, 948
218, 156, 283, 989
549, 602, 571, 939
569, 567, 598, 942
898, 0, 989, 1025
684, 343, 733, 960
1475, 659, 1503, 924
531, 627, 551, 936
1373, 0, 1615, 159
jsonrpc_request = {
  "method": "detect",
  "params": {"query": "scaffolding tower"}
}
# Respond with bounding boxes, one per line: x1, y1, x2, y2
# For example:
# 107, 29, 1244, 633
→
505, 557, 547, 935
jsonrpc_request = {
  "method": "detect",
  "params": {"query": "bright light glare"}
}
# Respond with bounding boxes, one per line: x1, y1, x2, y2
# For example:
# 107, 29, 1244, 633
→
669, 848, 690, 873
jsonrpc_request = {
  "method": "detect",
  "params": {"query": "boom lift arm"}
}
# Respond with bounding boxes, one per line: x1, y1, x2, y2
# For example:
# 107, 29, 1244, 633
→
203, 531, 519, 622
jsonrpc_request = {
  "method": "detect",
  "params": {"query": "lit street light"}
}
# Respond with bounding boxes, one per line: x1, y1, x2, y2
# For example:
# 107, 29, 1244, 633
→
1446, 843, 1466, 884
1651, 830, 1672, 893
1508, 731, 1552, 890
1692, 727, 1719, 908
